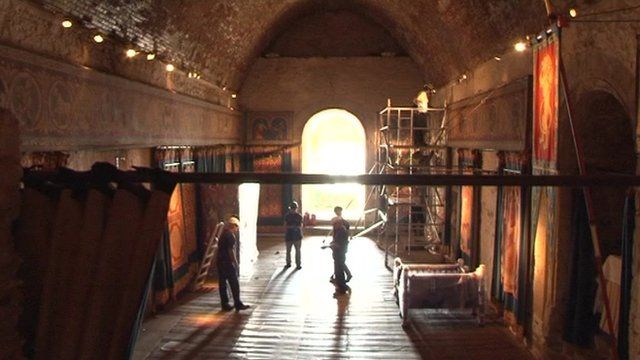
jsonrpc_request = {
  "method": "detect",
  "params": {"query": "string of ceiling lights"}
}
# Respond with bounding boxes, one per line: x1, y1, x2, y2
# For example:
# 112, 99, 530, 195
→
453, 3, 635, 92
453, 6, 579, 87
56, 16, 239, 107
510, 4, 640, 53
59, 17, 200, 77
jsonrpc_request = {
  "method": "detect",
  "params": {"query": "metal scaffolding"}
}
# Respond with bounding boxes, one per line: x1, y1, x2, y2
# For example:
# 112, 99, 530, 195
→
374, 101, 448, 267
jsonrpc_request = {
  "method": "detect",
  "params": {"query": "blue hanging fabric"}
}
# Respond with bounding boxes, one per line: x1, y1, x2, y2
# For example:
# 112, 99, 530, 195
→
563, 190, 597, 347
618, 190, 634, 359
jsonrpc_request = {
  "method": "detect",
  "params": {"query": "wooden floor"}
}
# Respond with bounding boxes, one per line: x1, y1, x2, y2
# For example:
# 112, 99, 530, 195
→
135, 236, 533, 360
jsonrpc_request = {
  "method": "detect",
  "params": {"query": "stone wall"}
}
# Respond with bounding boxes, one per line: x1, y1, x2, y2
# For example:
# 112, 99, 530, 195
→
239, 56, 424, 170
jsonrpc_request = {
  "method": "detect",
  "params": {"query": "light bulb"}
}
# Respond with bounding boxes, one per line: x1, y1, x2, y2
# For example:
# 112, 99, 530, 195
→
166, 63, 175, 72
514, 41, 527, 52
62, 20, 73, 28
93, 34, 104, 43
146, 53, 156, 61
125, 49, 137, 58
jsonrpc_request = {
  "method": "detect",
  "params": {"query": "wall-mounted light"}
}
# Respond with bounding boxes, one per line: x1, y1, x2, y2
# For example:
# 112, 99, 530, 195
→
231, 93, 237, 99
125, 48, 137, 58
514, 41, 527, 52
61, 20, 73, 28
146, 53, 156, 61
166, 63, 175, 72
569, 8, 577, 18
93, 34, 104, 43
494, 56, 502, 61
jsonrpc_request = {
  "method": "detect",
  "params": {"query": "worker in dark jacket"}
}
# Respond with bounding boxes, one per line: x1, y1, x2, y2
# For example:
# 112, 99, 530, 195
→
329, 216, 351, 295
283, 201, 303, 270
217, 216, 250, 312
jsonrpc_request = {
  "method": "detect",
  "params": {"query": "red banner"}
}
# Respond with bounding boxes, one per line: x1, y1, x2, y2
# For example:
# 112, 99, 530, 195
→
533, 35, 559, 170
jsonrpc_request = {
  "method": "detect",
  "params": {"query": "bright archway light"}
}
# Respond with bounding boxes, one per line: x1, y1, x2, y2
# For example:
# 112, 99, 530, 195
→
301, 109, 366, 221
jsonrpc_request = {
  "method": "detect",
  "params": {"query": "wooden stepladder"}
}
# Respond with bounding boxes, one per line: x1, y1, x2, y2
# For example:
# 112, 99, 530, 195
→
191, 222, 225, 291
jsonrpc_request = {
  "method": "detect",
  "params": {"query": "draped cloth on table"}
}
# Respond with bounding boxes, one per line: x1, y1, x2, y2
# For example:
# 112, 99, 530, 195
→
153, 147, 199, 306
13, 164, 174, 360
492, 186, 526, 325
563, 191, 597, 348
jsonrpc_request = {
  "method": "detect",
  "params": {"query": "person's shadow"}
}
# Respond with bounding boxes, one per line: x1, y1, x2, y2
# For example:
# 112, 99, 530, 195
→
329, 292, 351, 358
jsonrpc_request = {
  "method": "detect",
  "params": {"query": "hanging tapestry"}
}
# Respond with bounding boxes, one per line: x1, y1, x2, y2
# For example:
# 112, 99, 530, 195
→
254, 153, 283, 219
154, 147, 198, 306
533, 33, 559, 170
460, 185, 474, 257
501, 186, 521, 296
195, 146, 226, 252
166, 165, 198, 298
530, 30, 560, 327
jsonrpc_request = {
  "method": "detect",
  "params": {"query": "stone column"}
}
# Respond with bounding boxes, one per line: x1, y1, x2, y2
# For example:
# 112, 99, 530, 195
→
0, 108, 23, 357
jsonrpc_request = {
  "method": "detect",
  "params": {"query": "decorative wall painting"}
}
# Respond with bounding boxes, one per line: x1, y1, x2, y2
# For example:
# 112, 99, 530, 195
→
247, 112, 293, 144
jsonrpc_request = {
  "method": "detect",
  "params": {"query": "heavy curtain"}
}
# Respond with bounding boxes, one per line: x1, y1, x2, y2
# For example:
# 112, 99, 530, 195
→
14, 164, 174, 359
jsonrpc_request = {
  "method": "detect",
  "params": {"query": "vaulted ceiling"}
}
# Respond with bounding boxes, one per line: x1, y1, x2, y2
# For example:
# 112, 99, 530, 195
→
36, 0, 550, 90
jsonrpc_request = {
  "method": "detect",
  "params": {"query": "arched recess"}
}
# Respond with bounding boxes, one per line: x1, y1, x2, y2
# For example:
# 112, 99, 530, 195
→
301, 108, 366, 220
574, 90, 636, 256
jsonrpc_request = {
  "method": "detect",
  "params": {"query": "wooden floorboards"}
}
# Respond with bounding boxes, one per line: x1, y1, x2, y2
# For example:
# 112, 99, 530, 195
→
136, 236, 533, 359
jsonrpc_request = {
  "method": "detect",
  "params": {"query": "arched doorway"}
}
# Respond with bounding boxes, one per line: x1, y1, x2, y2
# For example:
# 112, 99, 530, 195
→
301, 109, 366, 221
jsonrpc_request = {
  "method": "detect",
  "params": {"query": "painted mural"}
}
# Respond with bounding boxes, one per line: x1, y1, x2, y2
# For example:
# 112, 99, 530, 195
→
247, 112, 293, 144
448, 77, 529, 151
0, 45, 241, 151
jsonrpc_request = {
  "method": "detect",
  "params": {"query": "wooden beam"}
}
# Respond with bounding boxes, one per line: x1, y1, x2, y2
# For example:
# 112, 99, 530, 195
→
22, 169, 640, 186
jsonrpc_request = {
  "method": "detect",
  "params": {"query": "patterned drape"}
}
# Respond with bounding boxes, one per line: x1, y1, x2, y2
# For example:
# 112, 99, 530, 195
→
14, 164, 174, 359
456, 149, 481, 266
153, 147, 198, 306
195, 146, 227, 254
492, 152, 529, 327
242, 146, 293, 225
493, 186, 522, 322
